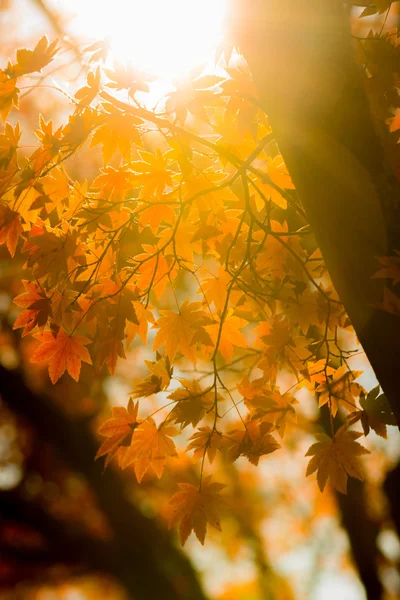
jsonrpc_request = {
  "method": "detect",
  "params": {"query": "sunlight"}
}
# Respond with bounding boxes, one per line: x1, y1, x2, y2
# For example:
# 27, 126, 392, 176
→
65, 0, 227, 80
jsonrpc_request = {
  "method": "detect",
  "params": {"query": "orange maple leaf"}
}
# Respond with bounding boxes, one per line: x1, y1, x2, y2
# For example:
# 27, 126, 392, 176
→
168, 379, 214, 429
226, 419, 280, 465
305, 425, 369, 493
0, 122, 20, 163
96, 400, 139, 469
131, 149, 173, 197
0, 205, 23, 257
121, 418, 178, 482
204, 311, 248, 362
167, 476, 226, 545
75, 67, 101, 107
251, 155, 294, 211
316, 365, 363, 417
31, 327, 92, 383
186, 426, 224, 464
131, 355, 172, 398
11, 36, 58, 77
92, 164, 135, 203
0, 70, 19, 122
153, 300, 212, 363
91, 102, 142, 162
13, 280, 51, 336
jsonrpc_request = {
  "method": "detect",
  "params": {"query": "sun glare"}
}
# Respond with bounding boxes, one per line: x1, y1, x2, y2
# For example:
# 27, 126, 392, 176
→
64, 0, 227, 80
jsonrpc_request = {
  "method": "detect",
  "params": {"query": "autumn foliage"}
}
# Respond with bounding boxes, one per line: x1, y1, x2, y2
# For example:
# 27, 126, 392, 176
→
1, 11, 398, 552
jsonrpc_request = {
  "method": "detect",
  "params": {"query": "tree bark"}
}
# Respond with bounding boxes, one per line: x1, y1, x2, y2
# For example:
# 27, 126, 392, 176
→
229, 0, 400, 426
337, 478, 383, 600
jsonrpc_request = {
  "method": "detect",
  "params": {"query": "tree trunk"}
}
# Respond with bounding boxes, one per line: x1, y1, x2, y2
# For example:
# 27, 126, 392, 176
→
229, 0, 400, 426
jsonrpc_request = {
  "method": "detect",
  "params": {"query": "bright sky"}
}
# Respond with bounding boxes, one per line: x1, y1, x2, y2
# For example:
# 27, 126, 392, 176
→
56, 0, 227, 80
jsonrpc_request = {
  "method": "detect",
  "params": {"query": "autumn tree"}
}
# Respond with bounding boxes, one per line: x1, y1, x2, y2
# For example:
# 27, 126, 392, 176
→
1, 1, 400, 598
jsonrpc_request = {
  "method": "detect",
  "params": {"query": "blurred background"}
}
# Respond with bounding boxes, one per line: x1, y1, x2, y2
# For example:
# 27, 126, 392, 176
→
1, 1, 400, 599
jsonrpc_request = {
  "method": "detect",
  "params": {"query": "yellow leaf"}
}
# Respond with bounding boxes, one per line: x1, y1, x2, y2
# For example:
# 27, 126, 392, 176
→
121, 418, 178, 481
204, 311, 248, 362
226, 419, 280, 465
31, 327, 92, 384
153, 300, 212, 363
96, 400, 139, 469
0, 206, 23, 257
187, 426, 224, 464
306, 425, 369, 493
12, 36, 58, 76
0, 71, 19, 122
167, 476, 226, 545
168, 380, 214, 428
316, 365, 363, 417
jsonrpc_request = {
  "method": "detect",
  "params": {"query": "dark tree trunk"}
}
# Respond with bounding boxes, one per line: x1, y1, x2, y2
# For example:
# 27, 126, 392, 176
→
230, 0, 400, 426
337, 478, 383, 600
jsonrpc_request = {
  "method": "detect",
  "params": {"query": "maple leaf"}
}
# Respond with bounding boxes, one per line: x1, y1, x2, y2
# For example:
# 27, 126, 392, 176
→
285, 288, 319, 334
38, 168, 70, 218
61, 109, 101, 149
237, 376, 278, 413
237, 376, 297, 436
121, 418, 178, 482
0, 122, 20, 167
75, 67, 101, 107
316, 365, 364, 417
91, 102, 142, 162
125, 301, 154, 346
35, 115, 62, 153
186, 426, 224, 464
168, 380, 214, 429
31, 327, 92, 384
25, 222, 88, 286
0, 205, 23, 257
136, 193, 176, 234
11, 36, 58, 76
348, 386, 396, 439
167, 477, 226, 545
92, 165, 135, 203
200, 267, 231, 312
13, 280, 51, 336
105, 62, 153, 96
153, 300, 212, 364
226, 420, 280, 466
166, 69, 223, 124
305, 425, 370, 493
131, 355, 172, 398
131, 149, 173, 197
204, 311, 248, 362
135, 246, 175, 297
157, 218, 198, 266
306, 360, 335, 385
96, 336, 126, 376
359, 0, 392, 17
252, 155, 294, 210
0, 70, 19, 122
96, 400, 139, 469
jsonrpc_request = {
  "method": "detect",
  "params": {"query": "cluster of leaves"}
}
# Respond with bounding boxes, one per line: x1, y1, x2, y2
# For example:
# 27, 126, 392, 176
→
0, 29, 396, 545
